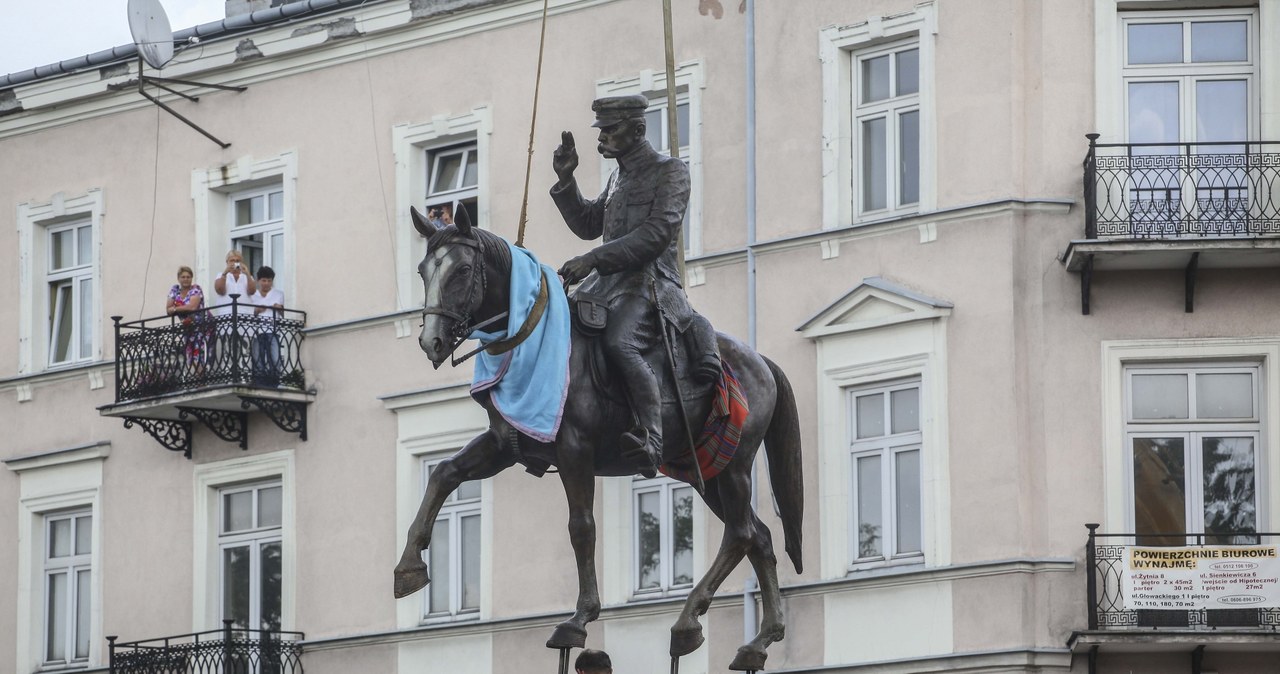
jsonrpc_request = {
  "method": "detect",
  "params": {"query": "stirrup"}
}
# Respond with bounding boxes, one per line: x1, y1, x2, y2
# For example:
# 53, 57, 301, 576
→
621, 428, 660, 478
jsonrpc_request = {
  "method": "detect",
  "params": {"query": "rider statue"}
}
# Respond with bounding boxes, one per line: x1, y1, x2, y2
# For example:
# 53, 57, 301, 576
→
552, 94, 720, 478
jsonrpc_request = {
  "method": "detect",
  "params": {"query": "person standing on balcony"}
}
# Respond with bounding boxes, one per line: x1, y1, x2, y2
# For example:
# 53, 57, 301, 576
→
250, 266, 285, 387
166, 265, 207, 366
213, 249, 257, 315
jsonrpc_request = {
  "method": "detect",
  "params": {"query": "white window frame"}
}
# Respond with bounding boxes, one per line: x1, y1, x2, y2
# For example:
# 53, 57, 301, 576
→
847, 379, 924, 569
1094, 0, 1280, 143
393, 106, 492, 311
597, 61, 705, 258
229, 185, 287, 288
820, 3, 936, 230
193, 451, 296, 632
419, 455, 484, 622
217, 481, 284, 631
424, 140, 480, 216
17, 189, 104, 374
5, 441, 108, 673
192, 152, 297, 307
42, 509, 93, 668
44, 219, 95, 367
631, 475, 697, 597
1101, 339, 1280, 536
852, 40, 921, 219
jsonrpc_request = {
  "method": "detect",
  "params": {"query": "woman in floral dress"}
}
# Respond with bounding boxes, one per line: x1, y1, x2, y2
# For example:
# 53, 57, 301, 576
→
167, 266, 207, 365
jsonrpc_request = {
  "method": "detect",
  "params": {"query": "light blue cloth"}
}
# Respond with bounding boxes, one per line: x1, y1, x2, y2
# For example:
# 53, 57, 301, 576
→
470, 242, 571, 442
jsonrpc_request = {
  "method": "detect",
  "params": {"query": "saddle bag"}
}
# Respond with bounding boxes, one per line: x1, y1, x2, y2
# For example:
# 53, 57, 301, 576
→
572, 291, 609, 336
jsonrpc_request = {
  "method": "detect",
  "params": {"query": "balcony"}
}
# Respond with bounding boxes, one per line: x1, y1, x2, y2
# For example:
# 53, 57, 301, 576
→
1070, 525, 1280, 674
1062, 136, 1280, 313
109, 622, 304, 673
97, 297, 313, 457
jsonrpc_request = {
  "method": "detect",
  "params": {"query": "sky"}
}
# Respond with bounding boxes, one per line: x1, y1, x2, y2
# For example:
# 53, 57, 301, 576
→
0, 0, 226, 76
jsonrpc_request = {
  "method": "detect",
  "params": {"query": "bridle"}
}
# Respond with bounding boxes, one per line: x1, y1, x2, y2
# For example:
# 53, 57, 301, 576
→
421, 234, 508, 367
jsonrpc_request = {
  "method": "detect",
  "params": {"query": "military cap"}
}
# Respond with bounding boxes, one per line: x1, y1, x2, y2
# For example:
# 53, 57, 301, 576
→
591, 94, 649, 128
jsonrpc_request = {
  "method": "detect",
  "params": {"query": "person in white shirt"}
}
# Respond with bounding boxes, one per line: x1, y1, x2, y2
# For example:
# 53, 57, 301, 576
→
250, 266, 286, 387
212, 249, 257, 316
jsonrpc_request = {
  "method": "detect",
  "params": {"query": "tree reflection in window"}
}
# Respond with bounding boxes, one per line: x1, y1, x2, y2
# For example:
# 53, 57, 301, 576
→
1202, 437, 1256, 544
635, 481, 695, 594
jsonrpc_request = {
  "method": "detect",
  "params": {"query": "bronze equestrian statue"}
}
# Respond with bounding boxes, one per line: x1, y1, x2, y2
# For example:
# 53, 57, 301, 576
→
394, 96, 803, 672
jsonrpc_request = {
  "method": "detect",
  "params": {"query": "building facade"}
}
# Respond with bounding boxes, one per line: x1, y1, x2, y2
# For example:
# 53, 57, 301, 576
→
2, 0, 1279, 672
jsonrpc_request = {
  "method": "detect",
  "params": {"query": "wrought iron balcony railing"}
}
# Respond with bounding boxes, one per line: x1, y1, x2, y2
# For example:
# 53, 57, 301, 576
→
1083, 136, 1280, 239
112, 296, 307, 403
108, 622, 304, 674
1085, 525, 1280, 632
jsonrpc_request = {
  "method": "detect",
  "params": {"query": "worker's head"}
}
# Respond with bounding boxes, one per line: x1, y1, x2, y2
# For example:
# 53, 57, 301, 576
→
591, 95, 648, 159
574, 648, 612, 674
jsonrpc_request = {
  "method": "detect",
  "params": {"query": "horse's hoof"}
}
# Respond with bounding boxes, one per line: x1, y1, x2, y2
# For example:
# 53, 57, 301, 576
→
393, 561, 430, 599
728, 646, 767, 672
546, 622, 587, 649
669, 625, 705, 656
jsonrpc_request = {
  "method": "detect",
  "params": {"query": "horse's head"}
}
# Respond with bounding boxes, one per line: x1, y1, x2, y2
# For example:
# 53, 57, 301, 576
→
412, 205, 508, 368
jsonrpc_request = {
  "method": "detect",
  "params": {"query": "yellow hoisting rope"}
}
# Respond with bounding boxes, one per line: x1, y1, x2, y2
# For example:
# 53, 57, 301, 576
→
515, 0, 552, 249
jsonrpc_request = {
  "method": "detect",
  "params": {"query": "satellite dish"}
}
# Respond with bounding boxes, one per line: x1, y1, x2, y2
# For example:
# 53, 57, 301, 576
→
128, 0, 175, 69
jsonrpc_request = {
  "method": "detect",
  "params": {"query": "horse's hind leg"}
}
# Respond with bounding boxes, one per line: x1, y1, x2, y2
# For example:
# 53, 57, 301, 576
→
394, 428, 514, 599
547, 436, 600, 649
728, 514, 785, 671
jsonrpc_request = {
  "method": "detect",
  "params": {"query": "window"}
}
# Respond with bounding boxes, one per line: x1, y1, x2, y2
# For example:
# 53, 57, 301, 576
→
644, 94, 695, 252
218, 481, 283, 631
425, 142, 479, 226
1125, 364, 1261, 545
45, 219, 95, 367
848, 380, 922, 565
43, 510, 92, 667
632, 476, 695, 596
421, 457, 482, 620
231, 186, 285, 283
854, 41, 920, 217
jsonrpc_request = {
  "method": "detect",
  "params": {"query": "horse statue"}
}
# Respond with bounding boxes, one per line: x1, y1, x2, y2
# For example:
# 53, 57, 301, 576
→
393, 204, 803, 671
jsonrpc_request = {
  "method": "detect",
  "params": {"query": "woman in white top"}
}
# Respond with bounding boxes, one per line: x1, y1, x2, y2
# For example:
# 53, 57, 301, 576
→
212, 249, 258, 316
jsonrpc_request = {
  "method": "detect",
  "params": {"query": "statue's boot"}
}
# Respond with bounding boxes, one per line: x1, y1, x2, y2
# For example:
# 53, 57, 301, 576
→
619, 372, 663, 478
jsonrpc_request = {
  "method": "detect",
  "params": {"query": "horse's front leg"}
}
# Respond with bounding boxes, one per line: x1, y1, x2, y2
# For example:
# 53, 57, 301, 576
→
547, 437, 600, 649
394, 428, 513, 599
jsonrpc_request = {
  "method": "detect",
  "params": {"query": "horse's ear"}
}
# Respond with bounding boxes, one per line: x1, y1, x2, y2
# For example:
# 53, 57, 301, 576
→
453, 202, 473, 236
410, 206, 438, 239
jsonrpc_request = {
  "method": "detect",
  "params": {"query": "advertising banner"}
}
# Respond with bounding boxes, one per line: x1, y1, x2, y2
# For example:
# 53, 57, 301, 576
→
1120, 545, 1280, 610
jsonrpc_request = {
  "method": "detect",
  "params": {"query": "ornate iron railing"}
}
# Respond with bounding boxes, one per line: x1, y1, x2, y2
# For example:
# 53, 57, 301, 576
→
108, 622, 304, 674
1083, 135, 1280, 239
112, 296, 307, 402
1085, 524, 1280, 631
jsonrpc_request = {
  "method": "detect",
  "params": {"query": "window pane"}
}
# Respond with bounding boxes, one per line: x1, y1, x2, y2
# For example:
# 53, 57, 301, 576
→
260, 542, 282, 631
46, 572, 67, 662
676, 102, 690, 149
890, 387, 920, 434
1131, 373, 1188, 419
78, 277, 92, 360
456, 479, 481, 502
223, 491, 253, 533
1133, 437, 1186, 545
861, 117, 887, 212
269, 233, 284, 275
51, 229, 74, 270
50, 282, 73, 363
856, 393, 885, 439
671, 487, 694, 587
75, 569, 91, 659
860, 54, 890, 103
235, 196, 264, 227
1128, 82, 1180, 145
855, 455, 882, 558
895, 450, 921, 554
431, 153, 463, 194
462, 151, 478, 188
77, 226, 91, 267
258, 486, 282, 528
222, 546, 251, 629
268, 191, 284, 220
1196, 373, 1253, 418
75, 516, 92, 556
428, 519, 450, 613
645, 108, 664, 149
636, 491, 661, 590
460, 514, 481, 610
898, 110, 920, 206
1203, 437, 1256, 543
50, 518, 71, 558
1191, 21, 1246, 62
1128, 23, 1183, 64
895, 49, 919, 96
1196, 80, 1247, 143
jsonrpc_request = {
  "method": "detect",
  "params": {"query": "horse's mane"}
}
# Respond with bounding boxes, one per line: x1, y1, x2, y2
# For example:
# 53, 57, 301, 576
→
426, 226, 512, 276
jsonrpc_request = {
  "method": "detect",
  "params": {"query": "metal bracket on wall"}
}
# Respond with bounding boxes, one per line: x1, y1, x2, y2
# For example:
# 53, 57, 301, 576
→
1080, 254, 1094, 315
122, 416, 192, 458
1185, 252, 1200, 313
178, 406, 248, 450
240, 397, 308, 441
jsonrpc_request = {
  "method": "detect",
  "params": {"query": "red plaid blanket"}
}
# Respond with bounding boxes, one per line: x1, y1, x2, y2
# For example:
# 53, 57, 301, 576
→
659, 360, 749, 483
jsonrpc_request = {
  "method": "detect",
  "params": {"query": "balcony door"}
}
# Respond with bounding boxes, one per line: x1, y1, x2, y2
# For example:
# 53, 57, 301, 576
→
1122, 12, 1257, 235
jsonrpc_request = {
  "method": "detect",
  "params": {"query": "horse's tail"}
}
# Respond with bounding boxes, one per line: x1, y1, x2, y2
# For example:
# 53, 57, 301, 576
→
762, 355, 804, 574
